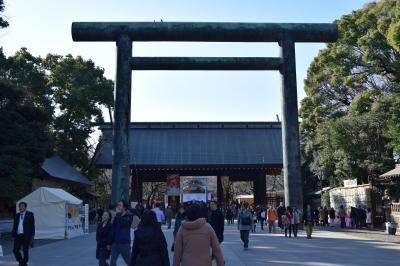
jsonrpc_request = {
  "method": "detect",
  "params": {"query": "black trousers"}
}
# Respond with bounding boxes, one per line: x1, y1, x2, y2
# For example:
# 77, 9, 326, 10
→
240, 230, 250, 246
13, 234, 31, 265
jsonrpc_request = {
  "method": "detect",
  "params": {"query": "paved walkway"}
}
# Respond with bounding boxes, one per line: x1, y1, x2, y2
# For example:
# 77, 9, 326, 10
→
0, 224, 399, 266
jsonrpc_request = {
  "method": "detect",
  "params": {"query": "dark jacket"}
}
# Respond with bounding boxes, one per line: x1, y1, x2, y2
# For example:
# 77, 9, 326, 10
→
97, 222, 112, 247
304, 208, 314, 224
12, 211, 35, 239
131, 225, 170, 266
207, 209, 224, 243
173, 213, 186, 238
96, 222, 112, 259
111, 211, 133, 245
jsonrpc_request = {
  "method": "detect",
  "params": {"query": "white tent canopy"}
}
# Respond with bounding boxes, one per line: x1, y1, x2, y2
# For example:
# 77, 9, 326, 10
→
17, 187, 83, 239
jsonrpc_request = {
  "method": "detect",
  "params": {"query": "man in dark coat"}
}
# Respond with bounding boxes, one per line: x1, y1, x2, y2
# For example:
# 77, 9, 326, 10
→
207, 201, 224, 243
109, 200, 133, 266
12, 202, 35, 266
304, 204, 314, 239
277, 202, 285, 229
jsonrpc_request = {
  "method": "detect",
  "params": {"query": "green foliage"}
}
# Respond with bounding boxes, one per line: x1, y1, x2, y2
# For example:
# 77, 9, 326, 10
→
0, 80, 52, 200
301, 0, 400, 189
311, 113, 391, 186
0, 48, 114, 200
43, 54, 113, 170
0, 0, 8, 28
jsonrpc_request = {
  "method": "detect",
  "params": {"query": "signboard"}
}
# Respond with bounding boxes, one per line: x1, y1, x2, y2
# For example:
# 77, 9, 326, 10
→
166, 174, 180, 196
66, 216, 83, 239
180, 176, 216, 203
343, 179, 357, 188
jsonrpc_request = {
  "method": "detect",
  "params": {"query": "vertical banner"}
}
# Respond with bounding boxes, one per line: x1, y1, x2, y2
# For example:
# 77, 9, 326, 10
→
84, 204, 89, 234
166, 174, 180, 196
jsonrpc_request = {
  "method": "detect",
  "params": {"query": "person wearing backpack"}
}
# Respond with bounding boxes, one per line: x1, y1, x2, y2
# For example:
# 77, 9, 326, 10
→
237, 202, 253, 250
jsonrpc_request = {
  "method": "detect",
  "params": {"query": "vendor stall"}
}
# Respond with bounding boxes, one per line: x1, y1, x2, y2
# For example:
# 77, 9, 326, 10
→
17, 187, 83, 239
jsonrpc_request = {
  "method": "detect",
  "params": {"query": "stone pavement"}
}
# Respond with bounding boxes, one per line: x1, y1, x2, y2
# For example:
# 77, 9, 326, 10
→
0, 223, 399, 266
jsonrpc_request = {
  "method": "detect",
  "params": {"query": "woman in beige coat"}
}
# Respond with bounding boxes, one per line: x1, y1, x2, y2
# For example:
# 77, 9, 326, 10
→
172, 204, 224, 266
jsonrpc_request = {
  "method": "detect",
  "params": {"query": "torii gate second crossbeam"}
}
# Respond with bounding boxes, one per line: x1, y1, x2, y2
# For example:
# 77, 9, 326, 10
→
71, 22, 338, 207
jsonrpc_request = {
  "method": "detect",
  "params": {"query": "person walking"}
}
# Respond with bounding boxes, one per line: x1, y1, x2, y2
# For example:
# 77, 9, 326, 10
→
304, 204, 314, 239
282, 207, 292, 238
230, 205, 236, 224
225, 207, 233, 225
277, 202, 285, 230
252, 208, 258, 233
165, 206, 174, 229
152, 203, 165, 228
12, 202, 35, 266
130, 208, 141, 246
171, 205, 187, 252
329, 208, 336, 227
96, 210, 112, 266
292, 207, 301, 237
267, 206, 277, 233
130, 210, 170, 266
260, 208, 266, 231
207, 201, 224, 243
237, 202, 253, 250
338, 205, 346, 228
318, 207, 325, 226
366, 208, 372, 229
171, 205, 186, 252
172, 204, 224, 266
110, 200, 133, 266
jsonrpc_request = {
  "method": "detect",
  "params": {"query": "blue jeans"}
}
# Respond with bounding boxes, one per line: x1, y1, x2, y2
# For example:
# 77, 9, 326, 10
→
292, 223, 299, 237
110, 243, 130, 266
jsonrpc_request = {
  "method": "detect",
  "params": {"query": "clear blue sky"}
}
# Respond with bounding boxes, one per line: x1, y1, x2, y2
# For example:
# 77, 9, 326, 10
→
1, 0, 372, 122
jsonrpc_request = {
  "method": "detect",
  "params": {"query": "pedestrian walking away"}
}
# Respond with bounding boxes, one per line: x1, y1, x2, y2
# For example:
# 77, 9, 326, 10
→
250, 208, 257, 233
110, 200, 133, 266
171, 205, 186, 252
237, 202, 253, 250
277, 202, 285, 230
207, 201, 224, 243
267, 207, 278, 233
165, 206, 174, 229
260, 208, 266, 230
282, 207, 292, 238
131, 210, 170, 266
338, 205, 346, 228
12, 201, 35, 266
96, 210, 112, 266
366, 207, 372, 229
304, 204, 314, 239
152, 203, 165, 228
172, 204, 224, 266
292, 207, 301, 237
329, 207, 336, 227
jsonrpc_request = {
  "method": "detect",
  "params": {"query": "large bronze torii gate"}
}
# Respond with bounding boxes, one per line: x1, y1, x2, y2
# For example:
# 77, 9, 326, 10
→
72, 22, 338, 207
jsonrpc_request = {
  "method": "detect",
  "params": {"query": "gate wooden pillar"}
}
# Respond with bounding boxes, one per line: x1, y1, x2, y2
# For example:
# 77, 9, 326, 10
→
253, 172, 266, 206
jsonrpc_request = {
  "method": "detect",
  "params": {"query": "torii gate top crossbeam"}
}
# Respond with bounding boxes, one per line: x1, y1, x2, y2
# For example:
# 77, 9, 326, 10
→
72, 22, 338, 43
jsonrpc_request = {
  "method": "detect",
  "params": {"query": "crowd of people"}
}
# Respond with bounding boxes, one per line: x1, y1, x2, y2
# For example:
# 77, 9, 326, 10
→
312, 205, 373, 229
95, 200, 226, 266
11, 198, 375, 266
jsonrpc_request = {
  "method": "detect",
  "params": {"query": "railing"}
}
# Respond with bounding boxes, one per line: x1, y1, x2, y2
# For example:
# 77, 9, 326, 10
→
391, 203, 400, 214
